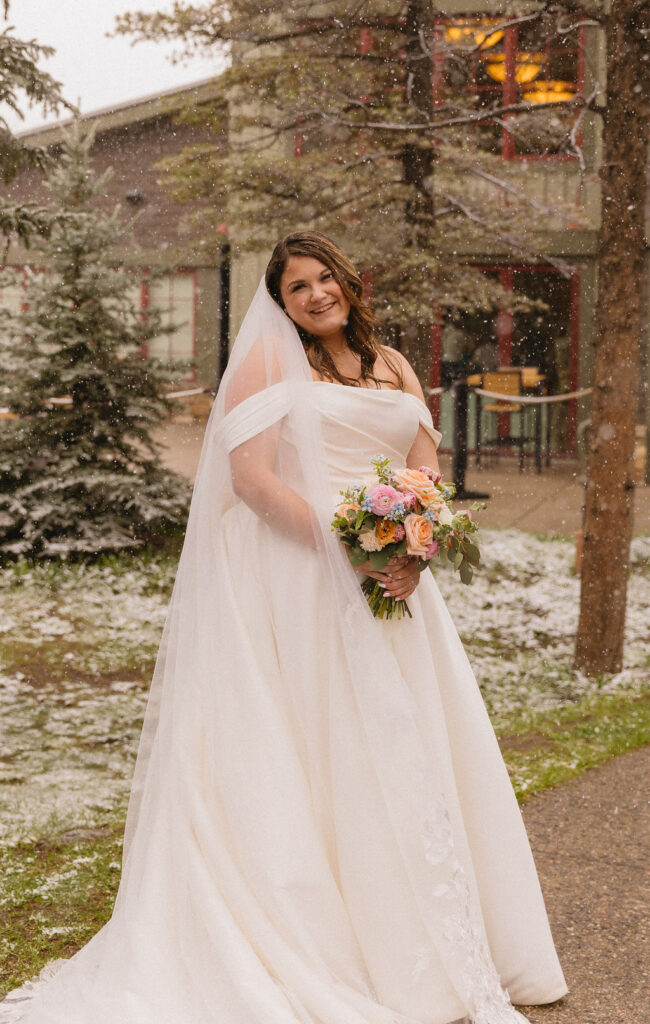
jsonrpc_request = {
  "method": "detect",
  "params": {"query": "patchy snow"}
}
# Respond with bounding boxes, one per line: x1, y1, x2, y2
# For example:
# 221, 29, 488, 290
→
0, 671, 149, 849
435, 529, 650, 724
0, 558, 175, 850
0, 533, 648, 853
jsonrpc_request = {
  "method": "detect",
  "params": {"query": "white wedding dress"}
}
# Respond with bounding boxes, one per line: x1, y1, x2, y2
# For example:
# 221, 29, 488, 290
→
1, 377, 567, 1024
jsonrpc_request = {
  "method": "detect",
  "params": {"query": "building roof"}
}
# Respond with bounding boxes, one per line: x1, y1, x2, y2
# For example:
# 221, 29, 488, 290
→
19, 76, 224, 147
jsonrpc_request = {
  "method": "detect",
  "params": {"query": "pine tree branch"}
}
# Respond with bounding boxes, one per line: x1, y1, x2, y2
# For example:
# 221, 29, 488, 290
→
442, 192, 576, 276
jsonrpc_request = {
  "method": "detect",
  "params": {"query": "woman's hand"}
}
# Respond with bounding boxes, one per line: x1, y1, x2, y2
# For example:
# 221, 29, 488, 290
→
354, 553, 421, 601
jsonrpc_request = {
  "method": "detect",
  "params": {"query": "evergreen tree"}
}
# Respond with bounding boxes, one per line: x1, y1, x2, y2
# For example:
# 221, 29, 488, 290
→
0, 125, 190, 559
1, 1, 71, 243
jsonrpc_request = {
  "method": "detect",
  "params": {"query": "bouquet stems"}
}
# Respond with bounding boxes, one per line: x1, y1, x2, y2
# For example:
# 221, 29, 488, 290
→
361, 577, 413, 620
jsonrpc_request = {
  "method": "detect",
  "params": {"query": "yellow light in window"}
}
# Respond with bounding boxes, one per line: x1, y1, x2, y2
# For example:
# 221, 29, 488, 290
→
483, 52, 546, 84
445, 19, 504, 49
523, 81, 576, 103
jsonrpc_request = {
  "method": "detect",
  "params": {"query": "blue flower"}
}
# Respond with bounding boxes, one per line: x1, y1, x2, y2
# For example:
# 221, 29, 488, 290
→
386, 503, 407, 521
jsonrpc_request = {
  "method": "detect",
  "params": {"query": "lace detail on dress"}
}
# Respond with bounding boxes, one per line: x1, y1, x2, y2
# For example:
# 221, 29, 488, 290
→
420, 800, 531, 1024
0, 959, 68, 1022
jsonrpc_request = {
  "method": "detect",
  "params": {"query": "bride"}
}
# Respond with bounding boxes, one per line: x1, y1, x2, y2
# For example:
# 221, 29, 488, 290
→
1, 231, 567, 1024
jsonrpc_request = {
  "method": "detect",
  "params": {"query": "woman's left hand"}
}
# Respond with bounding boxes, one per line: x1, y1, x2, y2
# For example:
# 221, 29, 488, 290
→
370, 555, 421, 601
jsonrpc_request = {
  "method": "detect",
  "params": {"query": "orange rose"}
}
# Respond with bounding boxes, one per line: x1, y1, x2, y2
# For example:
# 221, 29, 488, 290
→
393, 468, 439, 508
376, 519, 397, 546
404, 513, 434, 557
336, 502, 360, 520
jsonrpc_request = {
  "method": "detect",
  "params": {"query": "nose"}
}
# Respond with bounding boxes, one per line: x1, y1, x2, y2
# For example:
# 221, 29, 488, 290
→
311, 282, 328, 303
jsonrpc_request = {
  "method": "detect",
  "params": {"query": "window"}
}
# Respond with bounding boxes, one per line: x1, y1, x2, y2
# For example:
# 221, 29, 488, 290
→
145, 271, 197, 372
437, 17, 583, 158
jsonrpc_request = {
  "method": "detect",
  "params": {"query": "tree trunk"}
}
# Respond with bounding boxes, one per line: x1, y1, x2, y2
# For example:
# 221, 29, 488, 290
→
400, 321, 436, 392
401, 0, 436, 393
574, 0, 650, 675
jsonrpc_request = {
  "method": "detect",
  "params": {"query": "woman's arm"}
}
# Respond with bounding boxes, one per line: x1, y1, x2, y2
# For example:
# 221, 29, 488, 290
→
406, 424, 441, 475
229, 430, 316, 549
226, 344, 317, 548
389, 349, 442, 473
380, 344, 442, 471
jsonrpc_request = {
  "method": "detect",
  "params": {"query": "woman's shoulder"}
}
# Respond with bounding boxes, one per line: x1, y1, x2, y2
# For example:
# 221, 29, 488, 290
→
378, 346, 426, 401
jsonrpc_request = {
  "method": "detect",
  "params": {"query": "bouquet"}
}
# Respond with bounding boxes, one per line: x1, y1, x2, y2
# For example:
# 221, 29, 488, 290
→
332, 454, 481, 619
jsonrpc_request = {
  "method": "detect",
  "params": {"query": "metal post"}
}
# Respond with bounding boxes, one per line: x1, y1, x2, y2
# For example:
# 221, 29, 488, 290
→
451, 379, 490, 500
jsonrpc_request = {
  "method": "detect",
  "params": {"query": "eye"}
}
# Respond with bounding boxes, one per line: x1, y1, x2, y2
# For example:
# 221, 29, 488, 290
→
321, 272, 333, 281
290, 283, 305, 292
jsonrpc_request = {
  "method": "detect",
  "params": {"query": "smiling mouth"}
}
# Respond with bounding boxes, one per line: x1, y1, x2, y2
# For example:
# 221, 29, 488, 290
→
310, 302, 336, 315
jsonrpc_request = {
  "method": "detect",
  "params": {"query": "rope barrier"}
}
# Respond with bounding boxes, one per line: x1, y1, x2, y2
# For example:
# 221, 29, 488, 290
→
166, 387, 214, 399
471, 386, 593, 405
14, 383, 592, 409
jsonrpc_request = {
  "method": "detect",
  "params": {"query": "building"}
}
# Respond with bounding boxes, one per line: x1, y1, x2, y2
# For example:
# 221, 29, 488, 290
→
2, 78, 229, 393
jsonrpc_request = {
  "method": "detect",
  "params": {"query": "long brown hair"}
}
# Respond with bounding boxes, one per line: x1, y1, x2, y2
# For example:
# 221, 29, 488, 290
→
265, 230, 403, 389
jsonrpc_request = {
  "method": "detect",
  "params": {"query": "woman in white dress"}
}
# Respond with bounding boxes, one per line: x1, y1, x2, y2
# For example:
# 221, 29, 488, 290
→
1, 231, 567, 1024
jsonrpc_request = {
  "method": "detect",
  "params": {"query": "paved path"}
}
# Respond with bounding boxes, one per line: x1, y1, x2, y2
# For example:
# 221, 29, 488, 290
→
155, 422, 650, 536
519, 746, 650, 1024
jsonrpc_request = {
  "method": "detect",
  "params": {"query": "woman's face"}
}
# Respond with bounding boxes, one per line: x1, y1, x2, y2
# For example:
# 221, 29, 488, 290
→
279, 255, 351, 341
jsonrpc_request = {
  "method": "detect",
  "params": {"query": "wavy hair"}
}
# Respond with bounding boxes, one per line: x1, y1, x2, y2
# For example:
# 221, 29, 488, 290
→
265, 231, 403, 390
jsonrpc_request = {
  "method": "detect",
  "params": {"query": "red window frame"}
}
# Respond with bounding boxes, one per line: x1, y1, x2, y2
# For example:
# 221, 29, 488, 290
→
435, 20, 586, 162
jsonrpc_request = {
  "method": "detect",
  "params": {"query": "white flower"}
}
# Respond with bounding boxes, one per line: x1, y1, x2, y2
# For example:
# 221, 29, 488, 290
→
438, 505, 453, 526
359, 528, 383, 552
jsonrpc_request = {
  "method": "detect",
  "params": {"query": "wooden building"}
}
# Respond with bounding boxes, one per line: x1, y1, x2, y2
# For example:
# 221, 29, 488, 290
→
2, 78, 229, 392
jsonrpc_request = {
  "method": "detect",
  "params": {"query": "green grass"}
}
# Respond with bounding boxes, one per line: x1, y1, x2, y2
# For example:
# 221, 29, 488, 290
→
1, 827, 123, 995
499, 690, 650, 800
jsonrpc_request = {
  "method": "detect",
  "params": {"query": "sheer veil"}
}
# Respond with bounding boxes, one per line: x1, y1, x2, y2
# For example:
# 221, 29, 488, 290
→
3, 280, 536, 1024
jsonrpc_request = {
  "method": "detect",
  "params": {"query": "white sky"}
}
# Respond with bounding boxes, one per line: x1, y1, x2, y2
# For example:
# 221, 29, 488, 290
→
4, 0, 223, 133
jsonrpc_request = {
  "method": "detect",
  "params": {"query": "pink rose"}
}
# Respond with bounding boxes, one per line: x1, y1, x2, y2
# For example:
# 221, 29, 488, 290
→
424, 541, 440, 560
418, 465, 442, 484
393, 522, 406, 541
401, 491, 417, 510
404, 513, 434, 557
366, 484, 401, 516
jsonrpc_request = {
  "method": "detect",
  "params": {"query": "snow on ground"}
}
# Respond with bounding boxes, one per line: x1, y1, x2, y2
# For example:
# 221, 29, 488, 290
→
0, 533, 648, 850
0, 559, 175, 848
436, 530, 650, 723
